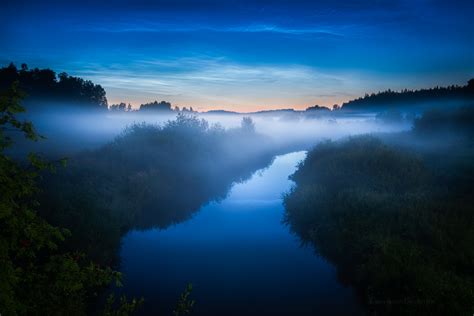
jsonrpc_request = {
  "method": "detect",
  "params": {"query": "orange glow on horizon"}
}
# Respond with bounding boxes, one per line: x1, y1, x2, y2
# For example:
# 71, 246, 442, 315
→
108, 95, 357, 113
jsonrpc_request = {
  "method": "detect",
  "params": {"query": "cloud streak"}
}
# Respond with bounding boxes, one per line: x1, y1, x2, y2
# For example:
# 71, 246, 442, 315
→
78, 22, 346, 37
71, 57, 382, 111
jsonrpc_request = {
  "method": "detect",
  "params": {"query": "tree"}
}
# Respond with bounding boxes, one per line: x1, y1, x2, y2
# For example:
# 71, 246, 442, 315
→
305, 105, 330, 112
0, 63, 108, 110
0, 83, 134, 315
468, 78, 474, 91
173, 284, 195, 316
139, 100, 172, 112
241, 116, 255, 133
110, 102, 127, 112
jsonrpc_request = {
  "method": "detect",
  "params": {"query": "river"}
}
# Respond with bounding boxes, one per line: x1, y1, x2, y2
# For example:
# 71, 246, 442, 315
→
118, 151, 363, 315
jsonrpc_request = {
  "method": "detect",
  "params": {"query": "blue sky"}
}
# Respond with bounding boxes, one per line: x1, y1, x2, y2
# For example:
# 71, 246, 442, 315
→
1, 0, 473, 111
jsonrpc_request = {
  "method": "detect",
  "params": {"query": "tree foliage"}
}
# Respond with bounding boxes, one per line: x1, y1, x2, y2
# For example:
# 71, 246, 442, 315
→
0, 83, 137, 315
139, 100, 172, 112
109, 102, 132, 112
0, 63, 108, 109
173, 284, 195, 316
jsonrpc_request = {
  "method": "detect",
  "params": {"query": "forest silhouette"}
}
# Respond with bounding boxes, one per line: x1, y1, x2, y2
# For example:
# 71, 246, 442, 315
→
2, 63, 473, 114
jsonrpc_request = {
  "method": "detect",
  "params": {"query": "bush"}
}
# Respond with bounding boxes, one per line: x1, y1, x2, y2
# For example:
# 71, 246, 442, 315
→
39, 114, 275, 265
284, 136, 474, 315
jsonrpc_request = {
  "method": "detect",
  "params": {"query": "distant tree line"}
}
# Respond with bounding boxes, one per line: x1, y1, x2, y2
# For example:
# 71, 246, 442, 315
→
340, 79, 474, 111
304, 104, 333, 118
109, 100, 197, 113
0, 63, 201, 114
109, 102, 132, 112
139, 100, 172, 111
305, 105, 331, 112
3, 62, 473, 116
0, 63, 108, 109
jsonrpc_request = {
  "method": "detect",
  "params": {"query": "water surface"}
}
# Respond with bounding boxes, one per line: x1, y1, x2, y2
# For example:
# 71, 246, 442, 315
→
119, 151, 363, 315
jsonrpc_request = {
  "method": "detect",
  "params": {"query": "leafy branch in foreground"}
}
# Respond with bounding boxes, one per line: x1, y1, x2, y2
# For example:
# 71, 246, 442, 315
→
173, 283, 196, 316
103, 294, 145, 316
0, 83, 140, 315
0, 82, 39, 149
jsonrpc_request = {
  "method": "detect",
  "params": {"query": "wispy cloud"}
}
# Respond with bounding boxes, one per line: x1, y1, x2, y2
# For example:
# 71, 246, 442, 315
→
78, 22, 346, 37
72, 57, 375, 111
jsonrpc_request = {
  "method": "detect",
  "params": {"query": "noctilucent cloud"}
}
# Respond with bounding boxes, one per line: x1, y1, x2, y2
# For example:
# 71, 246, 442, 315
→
1, 0, 473, 111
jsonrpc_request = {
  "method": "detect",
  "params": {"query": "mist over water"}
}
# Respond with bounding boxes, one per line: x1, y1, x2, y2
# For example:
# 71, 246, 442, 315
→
17, 105, 411, 158
118, 151, 364, 316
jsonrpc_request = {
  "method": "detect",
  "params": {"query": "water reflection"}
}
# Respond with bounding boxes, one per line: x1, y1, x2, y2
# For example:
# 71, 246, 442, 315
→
119, 151, 363, 315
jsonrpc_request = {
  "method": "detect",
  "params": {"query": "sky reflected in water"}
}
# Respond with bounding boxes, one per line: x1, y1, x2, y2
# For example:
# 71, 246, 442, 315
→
119, 151, 363, 315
